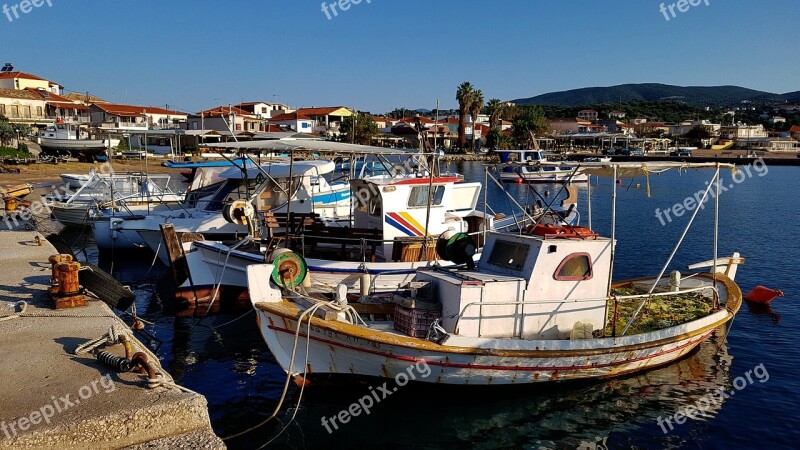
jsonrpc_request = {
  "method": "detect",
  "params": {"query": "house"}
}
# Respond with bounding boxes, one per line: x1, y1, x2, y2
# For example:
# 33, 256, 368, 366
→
295, 106, 353, 136
90, 103, 187, 130
234, 102, 293, 120
596, 120, 635, 136
0, 88, 48, 126
549, 118, 595, 135
770, 116, 786, 124
188, 106, 258, 132
634, 121, 670, 136
608, 110, 626, 119
633, 116, 648, 125
267, 111, 314, 132
668, 120, 721, 137
719, 124, 768, 141
26, 88, 90, 125
0, 65, 62, 94
577, 109, 598, 121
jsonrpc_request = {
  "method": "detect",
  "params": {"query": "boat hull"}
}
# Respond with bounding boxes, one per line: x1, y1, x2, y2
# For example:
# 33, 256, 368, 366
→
251, 272, 741, 385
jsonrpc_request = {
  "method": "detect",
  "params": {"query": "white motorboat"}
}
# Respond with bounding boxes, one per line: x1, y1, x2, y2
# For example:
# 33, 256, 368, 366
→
49, 172, 184, 227
95, 159, 350, 258
498, 150, 589, 183
246, 161, 745, 386
39, 124, 108, 161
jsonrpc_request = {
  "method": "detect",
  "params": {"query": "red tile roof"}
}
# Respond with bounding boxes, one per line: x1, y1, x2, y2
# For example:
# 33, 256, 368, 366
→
23, 88, 82, 105
296, 106, 351, 116
94, 103, 184, 117
790, 125, 800, 134
270, 112, 311, 121
0, 88, 42, 100
197, 105, 253, 117
0, 71, 44, 81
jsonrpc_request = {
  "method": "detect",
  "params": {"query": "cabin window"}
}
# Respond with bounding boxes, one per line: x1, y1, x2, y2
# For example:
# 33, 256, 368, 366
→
487, 240, 529, 271
554, 253, 593, 281
408, 185, 445, 208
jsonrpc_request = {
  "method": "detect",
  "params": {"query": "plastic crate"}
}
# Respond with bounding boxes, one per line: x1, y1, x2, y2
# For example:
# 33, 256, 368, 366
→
393, 304, 441, 338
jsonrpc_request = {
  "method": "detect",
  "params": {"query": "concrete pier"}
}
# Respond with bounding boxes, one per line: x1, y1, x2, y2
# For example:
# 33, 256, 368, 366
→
0, 231, 224, 449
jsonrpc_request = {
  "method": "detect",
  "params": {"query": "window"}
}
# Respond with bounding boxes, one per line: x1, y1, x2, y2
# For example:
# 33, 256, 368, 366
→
301, 122, 309, 129
554, 253, 593, 281
0, 105, 4, 115
22, 106, 31, 118
9, 105, 18, 117
407, 185, 445, 208
36, 106, 43, 117
487, 240, 529, 271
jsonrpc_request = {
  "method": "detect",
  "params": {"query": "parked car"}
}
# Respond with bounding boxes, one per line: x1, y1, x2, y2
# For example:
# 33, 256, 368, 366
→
629, 148, 645, 156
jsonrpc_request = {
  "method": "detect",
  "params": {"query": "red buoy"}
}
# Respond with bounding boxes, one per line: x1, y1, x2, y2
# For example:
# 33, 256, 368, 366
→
744, 286, 784, 304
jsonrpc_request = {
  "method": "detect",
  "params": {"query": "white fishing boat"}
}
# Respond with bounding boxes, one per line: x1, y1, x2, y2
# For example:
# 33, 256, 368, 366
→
39, 123, 108, 161
49, 172, 184, 227
246, 162, 744, 386
95, 159, 350, 257
498, 150, 588, 183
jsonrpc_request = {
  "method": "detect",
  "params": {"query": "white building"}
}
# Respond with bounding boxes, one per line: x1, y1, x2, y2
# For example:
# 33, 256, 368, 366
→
90, 103, 187, 130
0, 66, 62, 94
0, 88, 48, 127
234, 102, 293, 120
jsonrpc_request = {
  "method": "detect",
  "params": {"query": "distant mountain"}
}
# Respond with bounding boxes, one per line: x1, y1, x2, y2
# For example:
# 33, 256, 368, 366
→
782, 91, 800, 103
512, 83, 788, 108
414, 108, 432, 114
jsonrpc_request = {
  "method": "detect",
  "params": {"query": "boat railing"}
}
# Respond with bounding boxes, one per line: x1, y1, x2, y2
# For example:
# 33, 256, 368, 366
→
450, 285, 720, 339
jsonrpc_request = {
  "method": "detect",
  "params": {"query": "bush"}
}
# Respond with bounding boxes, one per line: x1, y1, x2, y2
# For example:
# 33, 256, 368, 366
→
16, 142, 28, 154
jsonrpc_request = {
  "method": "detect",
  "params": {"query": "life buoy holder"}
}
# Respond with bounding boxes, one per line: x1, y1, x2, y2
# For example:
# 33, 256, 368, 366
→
527, 223, 598, 239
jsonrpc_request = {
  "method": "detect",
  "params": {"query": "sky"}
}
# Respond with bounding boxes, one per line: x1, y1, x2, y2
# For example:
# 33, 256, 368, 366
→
1, 0, 797, 114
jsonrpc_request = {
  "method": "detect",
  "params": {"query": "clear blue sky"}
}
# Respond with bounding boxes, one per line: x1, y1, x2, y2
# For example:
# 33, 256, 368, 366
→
1, 0, 797, 114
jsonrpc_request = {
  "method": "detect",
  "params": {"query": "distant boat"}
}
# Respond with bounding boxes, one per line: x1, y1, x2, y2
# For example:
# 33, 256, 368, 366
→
38, 123, 107, 162
497, 150, 588, 183
584, 156, 611, 163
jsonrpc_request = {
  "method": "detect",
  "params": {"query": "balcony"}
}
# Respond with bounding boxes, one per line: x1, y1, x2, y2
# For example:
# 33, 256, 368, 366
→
98, 121, 148, 129
47, 116, 91, 124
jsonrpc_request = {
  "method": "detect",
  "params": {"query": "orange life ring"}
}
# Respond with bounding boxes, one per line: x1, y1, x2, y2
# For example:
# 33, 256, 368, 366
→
528, 224, 597, 239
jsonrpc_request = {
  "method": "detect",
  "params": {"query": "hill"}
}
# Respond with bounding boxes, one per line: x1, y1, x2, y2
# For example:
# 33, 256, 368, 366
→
512, 83, 785, 108
782, 91, 800, 103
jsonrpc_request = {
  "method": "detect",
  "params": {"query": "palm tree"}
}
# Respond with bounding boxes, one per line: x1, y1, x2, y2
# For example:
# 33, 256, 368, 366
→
487, 98, 504, 129
469, 90, 484, 152
456, 82, 475, 150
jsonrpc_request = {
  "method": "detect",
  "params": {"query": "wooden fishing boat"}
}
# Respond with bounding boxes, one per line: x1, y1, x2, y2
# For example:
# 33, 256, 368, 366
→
246, 162, 745, 385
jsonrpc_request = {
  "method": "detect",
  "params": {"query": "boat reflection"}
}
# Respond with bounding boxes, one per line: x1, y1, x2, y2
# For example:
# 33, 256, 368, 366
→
243, 330, 734, 449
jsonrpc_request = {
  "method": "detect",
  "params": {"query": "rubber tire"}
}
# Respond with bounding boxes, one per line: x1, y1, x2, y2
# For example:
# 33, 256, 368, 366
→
79, 263, 136, 311
46, 234, 75, 258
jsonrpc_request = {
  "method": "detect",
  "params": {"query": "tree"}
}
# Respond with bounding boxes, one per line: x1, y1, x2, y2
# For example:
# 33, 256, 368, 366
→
12, 123, 31, 137
388, 108, 410, 119
0, 120, 14, 146
683, 125, 712, 146
469, 89, 484, 151
340, 113, 379, 145
486, 98, 504, 129
456, 82, 476, 151
486, 128, 514, 151
512, 106, 550, 149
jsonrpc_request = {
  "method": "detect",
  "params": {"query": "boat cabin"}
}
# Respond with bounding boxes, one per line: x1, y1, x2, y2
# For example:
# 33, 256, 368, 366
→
350, 175, 484, 261
415, 231, 613, 340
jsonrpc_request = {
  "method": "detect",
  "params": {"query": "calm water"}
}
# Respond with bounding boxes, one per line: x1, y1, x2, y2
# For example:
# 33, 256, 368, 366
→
66, 163, 800, 449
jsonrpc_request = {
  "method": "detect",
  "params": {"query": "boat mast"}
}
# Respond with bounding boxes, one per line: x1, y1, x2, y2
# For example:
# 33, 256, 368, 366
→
607, 165, 617, 298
